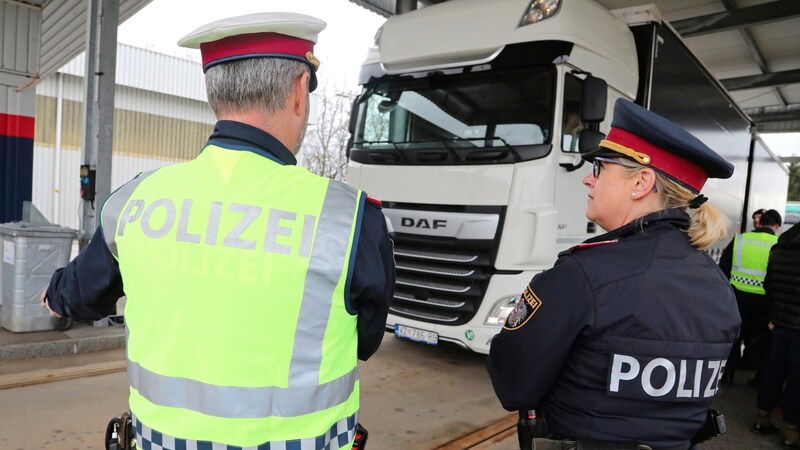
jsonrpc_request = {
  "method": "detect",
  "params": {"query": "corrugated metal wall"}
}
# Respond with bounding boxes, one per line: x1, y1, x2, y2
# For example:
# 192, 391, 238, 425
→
34, 76, 214, 159
61, 44, 208, 102
0, 0, 41, 76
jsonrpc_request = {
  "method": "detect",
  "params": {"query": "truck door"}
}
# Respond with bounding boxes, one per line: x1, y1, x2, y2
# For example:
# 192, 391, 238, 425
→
554, 71, 599, 250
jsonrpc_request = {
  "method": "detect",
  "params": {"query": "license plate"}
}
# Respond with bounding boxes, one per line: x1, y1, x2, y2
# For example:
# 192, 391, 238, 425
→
394, 324, 438, 345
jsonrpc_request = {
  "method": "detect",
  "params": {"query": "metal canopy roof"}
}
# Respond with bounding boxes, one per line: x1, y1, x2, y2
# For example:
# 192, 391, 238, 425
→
348, 0, 800, 132
11, 0, 152, 79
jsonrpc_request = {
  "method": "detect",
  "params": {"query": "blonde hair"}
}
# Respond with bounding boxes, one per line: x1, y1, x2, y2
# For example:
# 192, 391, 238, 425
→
621, 164, 730, 251
654, 175, 730, 251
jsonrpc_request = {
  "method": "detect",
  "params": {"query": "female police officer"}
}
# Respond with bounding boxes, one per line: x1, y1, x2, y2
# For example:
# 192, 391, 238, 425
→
488, 99, 740, 450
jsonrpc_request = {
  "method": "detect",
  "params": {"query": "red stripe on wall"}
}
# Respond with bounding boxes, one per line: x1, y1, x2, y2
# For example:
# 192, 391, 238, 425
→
0, 112, 35, 139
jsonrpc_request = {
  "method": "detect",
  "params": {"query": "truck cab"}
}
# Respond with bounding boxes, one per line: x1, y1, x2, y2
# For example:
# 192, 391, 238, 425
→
345, 0, 777, 353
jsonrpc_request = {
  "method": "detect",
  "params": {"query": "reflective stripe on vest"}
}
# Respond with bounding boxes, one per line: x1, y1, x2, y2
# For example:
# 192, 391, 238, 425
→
127, 359, 358, 418
731, 232, 777, 295
291, 181, 358, 387
133, 412, 357, 450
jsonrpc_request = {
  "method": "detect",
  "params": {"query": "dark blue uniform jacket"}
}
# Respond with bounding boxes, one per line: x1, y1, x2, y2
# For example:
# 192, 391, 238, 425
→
488, 209, 740, 450
46, 121, 395, 361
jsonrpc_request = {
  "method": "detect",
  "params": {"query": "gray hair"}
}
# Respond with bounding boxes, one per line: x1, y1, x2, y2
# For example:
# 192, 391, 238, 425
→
205, 58, 309, 117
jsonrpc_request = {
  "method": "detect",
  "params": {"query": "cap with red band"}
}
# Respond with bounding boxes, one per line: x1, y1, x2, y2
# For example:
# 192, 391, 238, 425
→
178, 12, 326, 92
582, 99, 734, 193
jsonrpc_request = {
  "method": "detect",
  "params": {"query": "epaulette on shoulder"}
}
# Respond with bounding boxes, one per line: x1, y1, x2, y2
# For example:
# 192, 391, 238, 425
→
365, 196, 382, 208
572, 239, 619, 251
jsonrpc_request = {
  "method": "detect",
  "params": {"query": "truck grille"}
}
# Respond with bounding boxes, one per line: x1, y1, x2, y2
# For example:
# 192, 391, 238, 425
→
387, 205, 503, 326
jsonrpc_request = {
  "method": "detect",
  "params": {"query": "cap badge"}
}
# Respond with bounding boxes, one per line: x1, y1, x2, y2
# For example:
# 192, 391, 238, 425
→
599, 139, 651, 165
306, 51, 320, 70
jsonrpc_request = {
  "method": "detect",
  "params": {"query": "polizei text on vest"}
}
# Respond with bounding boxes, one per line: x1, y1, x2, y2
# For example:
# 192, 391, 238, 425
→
116, 198, 317, 256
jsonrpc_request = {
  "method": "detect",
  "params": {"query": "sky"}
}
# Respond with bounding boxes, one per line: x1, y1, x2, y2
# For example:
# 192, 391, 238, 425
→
117, 0, 385, 92
115, 0, 800, 158
761, 133, 800, 158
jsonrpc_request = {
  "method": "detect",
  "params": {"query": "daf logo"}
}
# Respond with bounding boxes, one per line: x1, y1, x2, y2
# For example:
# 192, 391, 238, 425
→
401, 217, 447, 229
383, 208, 498, 239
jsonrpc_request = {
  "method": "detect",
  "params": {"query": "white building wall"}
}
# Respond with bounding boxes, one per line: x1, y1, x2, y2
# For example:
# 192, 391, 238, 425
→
60, 43, 207, 102
36, 72, 214, 123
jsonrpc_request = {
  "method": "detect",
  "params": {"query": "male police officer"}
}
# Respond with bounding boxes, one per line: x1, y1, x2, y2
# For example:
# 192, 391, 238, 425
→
720, 209, 781, 385
42, 13, 394, 450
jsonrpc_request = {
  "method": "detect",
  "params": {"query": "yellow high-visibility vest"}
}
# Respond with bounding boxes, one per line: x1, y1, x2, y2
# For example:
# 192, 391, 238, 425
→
730, 231, 777, 295
101, 144, 364, 448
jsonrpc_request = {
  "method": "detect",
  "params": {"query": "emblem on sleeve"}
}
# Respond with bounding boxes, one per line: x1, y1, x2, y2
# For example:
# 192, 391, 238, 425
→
503, 286, 543, 330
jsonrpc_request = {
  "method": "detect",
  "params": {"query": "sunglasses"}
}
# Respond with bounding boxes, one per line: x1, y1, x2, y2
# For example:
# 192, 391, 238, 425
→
591, 156, 640, 178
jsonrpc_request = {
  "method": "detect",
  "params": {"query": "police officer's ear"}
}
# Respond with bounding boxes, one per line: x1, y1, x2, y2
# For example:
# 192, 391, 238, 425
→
632, 167, 658, 199
292, 71, 311, 118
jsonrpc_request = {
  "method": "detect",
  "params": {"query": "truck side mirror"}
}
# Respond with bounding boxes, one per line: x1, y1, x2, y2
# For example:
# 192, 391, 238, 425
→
581, 76, 607, 123
579, 129, 605, 154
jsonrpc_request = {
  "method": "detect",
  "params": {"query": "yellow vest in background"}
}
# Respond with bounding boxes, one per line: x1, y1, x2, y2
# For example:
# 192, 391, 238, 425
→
730, 231, 778, 295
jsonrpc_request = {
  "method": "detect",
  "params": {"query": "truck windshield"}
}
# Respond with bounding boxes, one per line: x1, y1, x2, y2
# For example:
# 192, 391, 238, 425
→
352, 66, 555, 164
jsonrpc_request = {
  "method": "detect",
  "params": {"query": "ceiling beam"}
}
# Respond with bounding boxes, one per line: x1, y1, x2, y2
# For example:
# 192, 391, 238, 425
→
750, 110, 800, 124
672, 0, 800, 38
716, 0, 787, 106
722, 68, 800, 91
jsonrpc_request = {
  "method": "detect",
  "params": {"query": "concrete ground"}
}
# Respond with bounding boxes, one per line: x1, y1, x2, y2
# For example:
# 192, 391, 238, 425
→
0, 321, 793, 449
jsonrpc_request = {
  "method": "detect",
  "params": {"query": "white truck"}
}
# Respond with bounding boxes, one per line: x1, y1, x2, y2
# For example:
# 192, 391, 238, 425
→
346, 0, 789, 354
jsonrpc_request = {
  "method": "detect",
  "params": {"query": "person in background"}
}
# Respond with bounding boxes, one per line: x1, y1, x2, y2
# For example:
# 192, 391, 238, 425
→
752, 208, 767, 230
41, 12, 394, 450
488, 98, 740, 450
562, 107, 584, 152
720, 209, 782, 386
752, 221, 800, 447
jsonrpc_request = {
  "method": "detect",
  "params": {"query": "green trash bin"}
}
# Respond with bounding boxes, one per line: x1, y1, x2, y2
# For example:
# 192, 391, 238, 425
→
0, 222, 77, 332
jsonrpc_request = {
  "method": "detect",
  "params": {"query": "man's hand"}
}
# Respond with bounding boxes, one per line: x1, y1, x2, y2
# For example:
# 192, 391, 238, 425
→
40, 289, 62, 318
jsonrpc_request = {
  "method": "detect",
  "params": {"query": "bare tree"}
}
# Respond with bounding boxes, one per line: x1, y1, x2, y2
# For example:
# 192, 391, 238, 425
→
299, 88, 356, 181
362, 95, 390, 144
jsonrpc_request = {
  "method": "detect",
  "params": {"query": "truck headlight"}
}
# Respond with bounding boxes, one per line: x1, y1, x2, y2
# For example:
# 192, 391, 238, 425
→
484, 295, 521, 326
518, 0, 561, 27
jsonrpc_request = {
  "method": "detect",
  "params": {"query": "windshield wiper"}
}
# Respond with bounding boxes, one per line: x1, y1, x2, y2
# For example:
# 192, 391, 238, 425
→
481, 136, 522, 161
440, 137, 522, 161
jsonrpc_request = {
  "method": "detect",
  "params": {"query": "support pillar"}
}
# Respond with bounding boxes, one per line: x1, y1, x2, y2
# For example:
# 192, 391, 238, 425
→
80, 0, 118, 248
